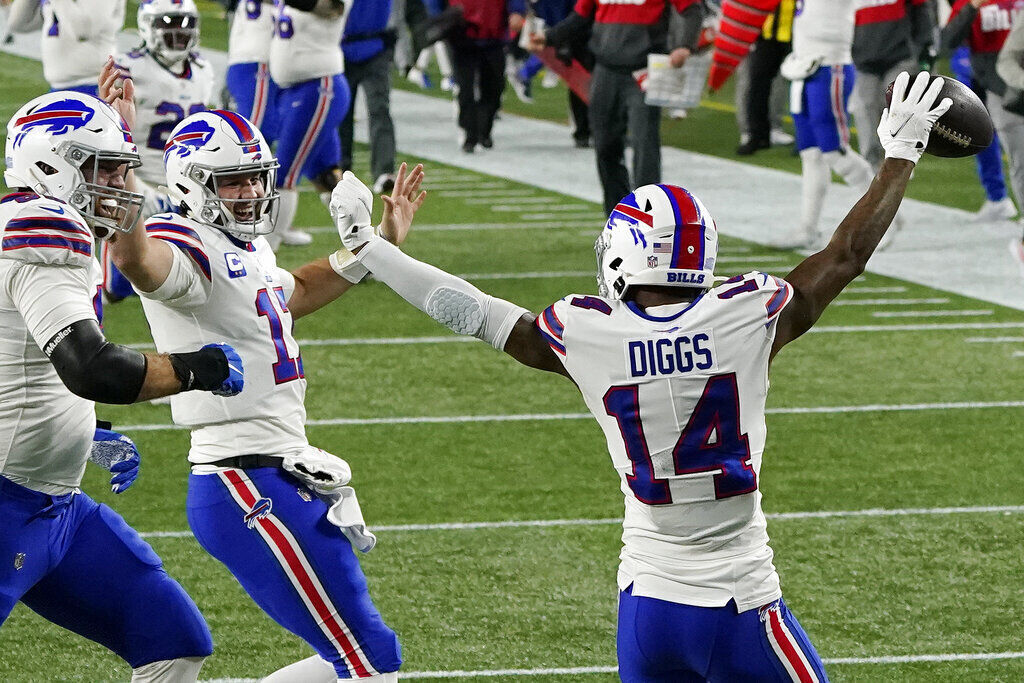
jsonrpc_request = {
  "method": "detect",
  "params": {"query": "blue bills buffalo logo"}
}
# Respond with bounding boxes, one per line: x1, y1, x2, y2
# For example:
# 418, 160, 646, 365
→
244, 497, 273, 529
13, 552, 26, 570
12, 98, 95, 147
163, 119, 217, 161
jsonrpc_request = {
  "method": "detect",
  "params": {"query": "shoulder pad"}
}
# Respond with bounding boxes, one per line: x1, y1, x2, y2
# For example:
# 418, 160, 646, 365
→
713, 271, 793, 324
145, 214, 211, 280
1, 197, 93, 268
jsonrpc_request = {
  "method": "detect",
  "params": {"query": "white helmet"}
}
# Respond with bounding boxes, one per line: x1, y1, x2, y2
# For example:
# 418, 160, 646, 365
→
138, 0, 200, 66
595, 184, 719, 300
4, 91, 143, 236
163, 110, 279, 241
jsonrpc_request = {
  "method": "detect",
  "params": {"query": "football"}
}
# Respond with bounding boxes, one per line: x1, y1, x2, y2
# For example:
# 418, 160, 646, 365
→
885, 75, 994, 158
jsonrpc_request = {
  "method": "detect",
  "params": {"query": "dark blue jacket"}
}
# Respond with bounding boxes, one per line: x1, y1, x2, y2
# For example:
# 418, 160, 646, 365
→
343, 0, 394, 64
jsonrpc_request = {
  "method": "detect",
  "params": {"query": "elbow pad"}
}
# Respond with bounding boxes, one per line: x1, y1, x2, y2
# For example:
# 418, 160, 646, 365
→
45, 320, 147, 404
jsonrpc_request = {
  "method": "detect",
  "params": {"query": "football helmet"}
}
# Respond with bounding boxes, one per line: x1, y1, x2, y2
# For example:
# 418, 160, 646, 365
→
138, 0, 200, 66
595, 184, 719, 299
4, 91, 143, 236
163, 110, 279, 240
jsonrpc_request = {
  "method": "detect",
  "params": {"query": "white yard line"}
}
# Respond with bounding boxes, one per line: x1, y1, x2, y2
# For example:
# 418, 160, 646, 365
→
425, 181, 510, 189
141, 505, 1024, 539
965, 337, 1024, 343
434, 189, 541, 197
832, 298, 950, 306
465, 196, 562, 205
119, 400, 1024, 432
492, 204, 593, 212
520, 212, 603, 220
843, 286, 909, 293
872, 310, 994, 318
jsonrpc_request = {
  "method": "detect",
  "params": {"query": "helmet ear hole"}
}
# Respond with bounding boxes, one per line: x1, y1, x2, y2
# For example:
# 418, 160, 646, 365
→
609, 257, 623, 270
35, 162, 58, 175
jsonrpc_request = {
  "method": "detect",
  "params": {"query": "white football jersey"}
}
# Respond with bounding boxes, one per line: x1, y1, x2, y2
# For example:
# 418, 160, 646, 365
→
535, 272, 794, 611
41, 0, 125, 89
229, 0, 275, 65
791, 0, 854, 65
268, 0, 348, 87
137, 212, 307, 464
114, 48, 215, 187
0, 193, 103, 494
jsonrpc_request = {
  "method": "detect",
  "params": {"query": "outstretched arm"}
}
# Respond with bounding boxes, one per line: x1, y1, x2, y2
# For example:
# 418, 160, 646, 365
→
98, 57, 176, 292
772, 72, 952, 357
333, 173, 569, 376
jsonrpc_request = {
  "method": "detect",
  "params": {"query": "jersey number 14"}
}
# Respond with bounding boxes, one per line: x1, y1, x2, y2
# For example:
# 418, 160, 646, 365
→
603, 373, 756, 505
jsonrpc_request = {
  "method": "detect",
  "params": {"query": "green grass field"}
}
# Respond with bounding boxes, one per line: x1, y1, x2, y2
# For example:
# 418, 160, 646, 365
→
2, 16, 1024, 681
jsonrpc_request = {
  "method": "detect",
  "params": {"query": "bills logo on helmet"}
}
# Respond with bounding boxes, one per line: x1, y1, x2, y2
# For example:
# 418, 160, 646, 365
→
12, 98, 95, 147
164, 119, 217, 160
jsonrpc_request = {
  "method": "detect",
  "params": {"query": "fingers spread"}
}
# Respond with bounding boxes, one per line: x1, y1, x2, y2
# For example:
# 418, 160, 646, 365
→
891, 71, 910, 105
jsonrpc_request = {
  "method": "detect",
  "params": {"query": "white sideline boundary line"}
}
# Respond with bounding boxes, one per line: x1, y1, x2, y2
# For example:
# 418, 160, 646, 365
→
965, 336, 1024, 343
119, 400, 1024, 432
832, 298, 949, 306
872, 309, 993, 318
140, 505, 1024, 539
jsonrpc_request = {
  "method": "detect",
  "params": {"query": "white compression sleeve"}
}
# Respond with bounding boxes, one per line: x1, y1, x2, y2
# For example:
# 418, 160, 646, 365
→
358, 238, 529, 350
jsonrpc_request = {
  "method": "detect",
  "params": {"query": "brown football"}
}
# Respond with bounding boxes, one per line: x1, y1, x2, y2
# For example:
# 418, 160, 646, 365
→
885, 75, 994, 158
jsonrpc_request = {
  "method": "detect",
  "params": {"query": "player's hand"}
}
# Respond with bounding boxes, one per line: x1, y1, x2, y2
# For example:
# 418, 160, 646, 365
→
330, 171, 375, 251
508, 12, 525, 33
99, 56, 136, 133
90, 428, 140, 494
527, 33, 546, 54
204, 343, 245, 396
380, 162, 426, 247
877, 71, 952, 164
669, 47, 691, 68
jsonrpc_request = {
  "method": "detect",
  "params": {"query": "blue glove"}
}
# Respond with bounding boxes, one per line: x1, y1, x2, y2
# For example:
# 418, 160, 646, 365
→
204, 342, 245, 397
90, 428, 140, 494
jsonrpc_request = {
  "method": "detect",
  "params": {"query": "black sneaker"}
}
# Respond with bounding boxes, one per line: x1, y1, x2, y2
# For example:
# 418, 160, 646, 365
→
462, 140, 475, 153
736, 138, 770, 156
480, 136, 493, 149
574, 137, 591, 148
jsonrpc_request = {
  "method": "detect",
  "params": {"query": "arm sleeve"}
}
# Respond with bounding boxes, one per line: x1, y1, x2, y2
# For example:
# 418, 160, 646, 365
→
997, 13, 1024, 90
670, 1, 704, 52
4, 262, 98, 351
940, 0, 976, 52
44, 319, 147, 404
138, 243, 211, 308
275, 267, 297, 302
545, 10, 593, 47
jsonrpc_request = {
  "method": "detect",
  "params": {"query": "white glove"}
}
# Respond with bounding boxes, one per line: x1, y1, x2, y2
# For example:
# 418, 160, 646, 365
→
328, 171, 377, 283
877, 71, 953, 164
281, 446, 352, 493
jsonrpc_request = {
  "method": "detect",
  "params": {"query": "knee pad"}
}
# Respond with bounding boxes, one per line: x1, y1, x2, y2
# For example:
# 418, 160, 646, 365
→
131, 656, 206, 683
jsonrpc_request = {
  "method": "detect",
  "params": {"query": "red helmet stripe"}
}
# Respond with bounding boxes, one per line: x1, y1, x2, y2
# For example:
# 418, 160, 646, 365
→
661, 185, 705, 271
613, 202, 653, 226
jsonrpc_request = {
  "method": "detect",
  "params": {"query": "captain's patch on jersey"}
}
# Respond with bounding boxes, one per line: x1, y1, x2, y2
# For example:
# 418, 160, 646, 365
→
225, 252, 247, 278
624, 330, 718, 379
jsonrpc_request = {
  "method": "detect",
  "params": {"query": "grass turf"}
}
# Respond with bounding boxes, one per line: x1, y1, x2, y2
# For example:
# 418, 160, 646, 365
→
2, 35, 1024, 682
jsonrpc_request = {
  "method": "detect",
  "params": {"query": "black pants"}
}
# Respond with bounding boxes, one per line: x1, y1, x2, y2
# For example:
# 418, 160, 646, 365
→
450, 41, 506, 145
339, 47, 396, 179
744, 37, 791, 144
590, 63, 661, 214
569, 89, 590, 142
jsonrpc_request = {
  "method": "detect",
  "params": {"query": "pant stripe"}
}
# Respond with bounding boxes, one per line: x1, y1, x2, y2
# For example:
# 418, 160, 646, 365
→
284, 76, 332, 189
831, 67, 850, 149
764, 606, 819, 683
217, 470, 378, 677
252, 63, 269, 127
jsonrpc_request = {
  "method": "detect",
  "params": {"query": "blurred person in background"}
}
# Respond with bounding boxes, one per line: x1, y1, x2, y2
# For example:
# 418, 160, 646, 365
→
5, 0, 124, 95
341, 0, 399, 195
269, 0, 351, 249
446, 0, 527, 153
735, 0, 795, 156
952, 44, 1016, 222
226, 0, 280, 145
996, 9, 1024, 274
530, 0, 705, 214
943, 0, 1024, 238
406, 0, 455, 91
851, 0, 936, 168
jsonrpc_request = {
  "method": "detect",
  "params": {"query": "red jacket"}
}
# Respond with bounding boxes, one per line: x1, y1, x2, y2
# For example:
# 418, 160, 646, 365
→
449, 0, 527, 42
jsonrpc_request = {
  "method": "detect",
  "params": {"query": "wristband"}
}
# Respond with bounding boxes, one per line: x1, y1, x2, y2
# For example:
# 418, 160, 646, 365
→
168, 347, 229, 392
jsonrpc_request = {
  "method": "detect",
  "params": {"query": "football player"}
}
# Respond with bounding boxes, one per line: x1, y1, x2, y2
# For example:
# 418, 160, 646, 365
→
0, 91, 245, 681
102, 0, 214, 301
780, 0, 894, 249
267, 0, 351, 249
5, 0, 125, 94
226, 0, 279, 144
329, 72, 951, 682
101, 65, 410, 680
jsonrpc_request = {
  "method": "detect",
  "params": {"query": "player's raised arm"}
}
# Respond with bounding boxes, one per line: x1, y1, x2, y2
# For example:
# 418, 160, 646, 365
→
286, 163, 426, 319
98, 56, 177, 292
772, 72, 953, 356
330, 171, 570, 377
